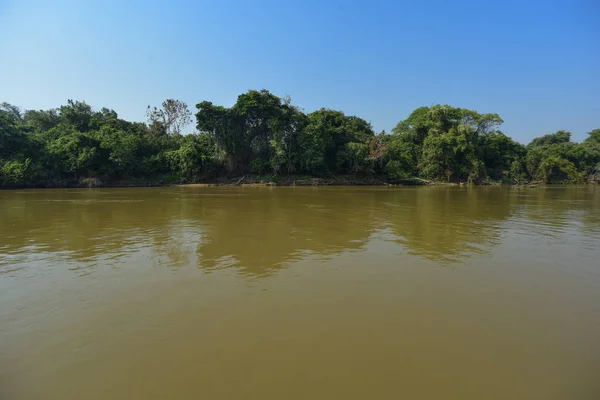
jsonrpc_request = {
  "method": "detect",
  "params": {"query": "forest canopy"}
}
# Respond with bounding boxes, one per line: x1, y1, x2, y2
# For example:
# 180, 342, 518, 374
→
1, 90, 599, 187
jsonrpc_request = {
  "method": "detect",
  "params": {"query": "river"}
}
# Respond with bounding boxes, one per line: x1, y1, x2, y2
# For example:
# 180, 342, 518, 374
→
1, 186, 599, 399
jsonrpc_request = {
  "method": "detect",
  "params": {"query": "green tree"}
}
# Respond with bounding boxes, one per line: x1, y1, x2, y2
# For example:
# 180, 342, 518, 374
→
164, 134, 214, 182
196, 90, 306, 175
525, 131, 585, 183
196, 101, 245, 173
297, 109, 375, 175
23, 109, 61, 132
96, 126, 142, 177
389, 105, 504, 182
44, 125, 101, 180
269, 97, 307, 175
479, 131, 527, 182
0, 104, 39, 186
60, 100, 93, 132
1, 94, 597, 187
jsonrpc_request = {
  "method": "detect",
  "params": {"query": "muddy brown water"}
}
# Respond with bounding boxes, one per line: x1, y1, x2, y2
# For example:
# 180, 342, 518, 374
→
1, 186, 599, 399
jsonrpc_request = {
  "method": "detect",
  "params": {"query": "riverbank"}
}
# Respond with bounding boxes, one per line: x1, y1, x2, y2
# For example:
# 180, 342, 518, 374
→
2, 174, 598, 189
0, 175, 413, 189
180, 175, 391, 187
34, 175, 484, 188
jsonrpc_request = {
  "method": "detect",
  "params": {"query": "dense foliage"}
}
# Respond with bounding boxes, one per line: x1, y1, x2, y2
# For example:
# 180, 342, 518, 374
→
1, 91, 599, 187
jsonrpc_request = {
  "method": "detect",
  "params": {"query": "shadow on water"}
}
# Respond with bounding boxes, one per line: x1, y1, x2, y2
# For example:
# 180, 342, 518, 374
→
0, 186, 598, 277
379, 186, 516, 262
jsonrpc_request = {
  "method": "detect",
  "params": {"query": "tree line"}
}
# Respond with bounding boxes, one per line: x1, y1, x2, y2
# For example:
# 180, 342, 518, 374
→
1, 89, 599, 187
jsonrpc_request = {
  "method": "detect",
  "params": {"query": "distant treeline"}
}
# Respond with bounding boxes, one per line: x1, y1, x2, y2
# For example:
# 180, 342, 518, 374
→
1, 90, 599, 187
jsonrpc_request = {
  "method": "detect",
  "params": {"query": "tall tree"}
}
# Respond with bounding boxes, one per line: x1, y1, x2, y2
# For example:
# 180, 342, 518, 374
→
297, 109, 375, 175
388, 105, 504, 182
147, 99, 192, 136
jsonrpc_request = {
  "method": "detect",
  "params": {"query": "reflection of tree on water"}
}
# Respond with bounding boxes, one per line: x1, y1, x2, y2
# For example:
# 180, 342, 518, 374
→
195, 189, 380, 276
2, 187, 599, 277
516, 186, 600, 233
0, 188, 382, 276
380, 187, 516, 262
0, 189, 196, 271
512, 186, 600, 252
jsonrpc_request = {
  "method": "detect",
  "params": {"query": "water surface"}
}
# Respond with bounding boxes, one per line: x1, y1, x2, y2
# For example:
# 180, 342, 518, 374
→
1, 186, 599, 399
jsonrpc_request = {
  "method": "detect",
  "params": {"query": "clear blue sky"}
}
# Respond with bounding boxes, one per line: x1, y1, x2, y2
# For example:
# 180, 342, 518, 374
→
1, 0, 598, 143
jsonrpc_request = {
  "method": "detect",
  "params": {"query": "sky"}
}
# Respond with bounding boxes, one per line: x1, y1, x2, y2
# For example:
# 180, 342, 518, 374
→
1, 0, 598, 143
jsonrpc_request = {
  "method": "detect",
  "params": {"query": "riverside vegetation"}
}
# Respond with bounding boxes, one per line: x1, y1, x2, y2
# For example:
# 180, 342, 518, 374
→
1, 90, 599, 188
